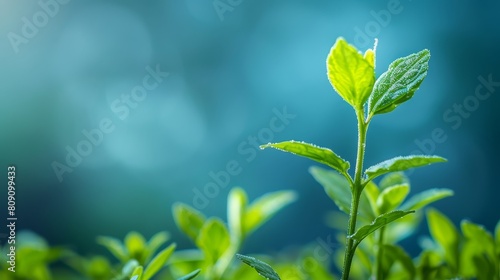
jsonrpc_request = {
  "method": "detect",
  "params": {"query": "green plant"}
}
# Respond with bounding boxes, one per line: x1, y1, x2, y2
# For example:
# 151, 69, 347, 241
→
169, 187, 296, 280
260, 37, 450, 279
0, 231, 65, 280
417, 208, 500, 280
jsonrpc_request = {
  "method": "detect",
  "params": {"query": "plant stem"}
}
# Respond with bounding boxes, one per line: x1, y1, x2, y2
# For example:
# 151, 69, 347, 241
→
375, 226, 386, 280
341, 108, 369, 280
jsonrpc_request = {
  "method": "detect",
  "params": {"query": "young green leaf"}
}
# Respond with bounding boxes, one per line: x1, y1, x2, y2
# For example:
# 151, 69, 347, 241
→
123, 259, 141, 277
326, 37, 375, 108
385, 213, 422, 243
196, 218, 230, 264
349, 210, 414, 245
309, 166, 351, 214
243, 190, 296, 234
96, 236, 128, 263
125, 232, 146, 261
310, 166, 375, 221
144, 232, 170, 264
130, 265, 143, 280
400, 188, 453, 211
426, 208, 459, 270
143, 243, 176, 280
376, 184, 410, 214
383, 244, 416, 278
236, 254, 281, 280
461, 220, 495, 259
177, 269, 201, 280
365, 155, 446, 182
363, 181, 380, 216
378, 172, 409, 190
364, 46, 376, 69
228, 187, 248, 241
367, 49, 430, 117
260, 141, 350, 176
173, 203, 206, 243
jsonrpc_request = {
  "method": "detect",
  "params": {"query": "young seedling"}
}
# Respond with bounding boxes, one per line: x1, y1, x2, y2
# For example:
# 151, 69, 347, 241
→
261, 37, 449, 279
171, 187, 296, 280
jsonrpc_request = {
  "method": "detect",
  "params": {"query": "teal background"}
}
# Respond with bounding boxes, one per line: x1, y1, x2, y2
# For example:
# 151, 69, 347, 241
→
1, 0, 499, 258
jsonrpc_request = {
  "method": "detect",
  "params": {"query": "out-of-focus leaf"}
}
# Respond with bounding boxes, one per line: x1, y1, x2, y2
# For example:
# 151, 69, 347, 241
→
376, 184, 409, 213
177, 269, 201, 280
196, 218, 230, 264
130, 265, 143, 280
461, 220, 495, 260
125, 232, 146, 260
309, 166, 351, 214
383, 244, 416, 278
144, 232, 170, 264
243, 190, 296, 234
97, 236, 128, 263
122, 259, 140, 277
400, 189, 453, 211
426, 208, 459, 270
173, 203, 206, 243
379, 172, 409, 190
228, 187, 248, 240
143, 243, 176, 280
364, 181, 380, 216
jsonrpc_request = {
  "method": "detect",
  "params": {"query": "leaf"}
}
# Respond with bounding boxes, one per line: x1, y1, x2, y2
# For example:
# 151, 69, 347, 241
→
426, 208, 459, 270
385, 213, 422, 243
236, 254, 281, 280
172, 203, 206, 243
310, 166, 375, 221
376, 184, 410, 213
228, 187, 248, 240
122, 259, 140, 277
196, 218, 230, 264
363, 181, 380, 216
379, 172, 409, 190
309, 166, 351, 214
383, 244, 416, 278
400, 189, 453, 211
364, 46, 376, 69
130, 265, 143, 280
260, 141, 350, 175
365, 155, 446, 182
243, 190, 296, 234
143, 243, 176, 280
125, 232, 146, 260
168, 250, 204, 277
144, 232, 170, 264
349, 210, 414, 244
326, 37, 375, 108
177, 269, 201, 280
97, 236, 128, 263
367, 49, 430, 117
461, 220, 495, 259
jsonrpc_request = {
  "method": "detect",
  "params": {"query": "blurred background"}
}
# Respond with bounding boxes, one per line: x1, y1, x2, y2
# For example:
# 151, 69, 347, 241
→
0, 0, 499, 261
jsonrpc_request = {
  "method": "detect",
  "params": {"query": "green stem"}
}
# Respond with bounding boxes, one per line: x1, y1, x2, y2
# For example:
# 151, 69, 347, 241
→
341, 108, 369, 280
375, 226, 386, 280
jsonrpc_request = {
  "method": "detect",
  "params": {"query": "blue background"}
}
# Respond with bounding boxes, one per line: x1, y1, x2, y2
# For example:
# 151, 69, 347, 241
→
1, 0, 499, 258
